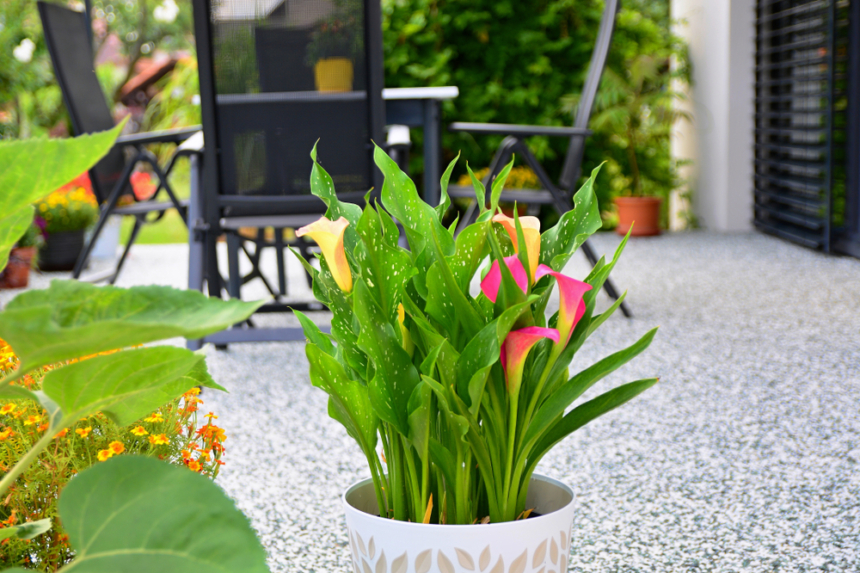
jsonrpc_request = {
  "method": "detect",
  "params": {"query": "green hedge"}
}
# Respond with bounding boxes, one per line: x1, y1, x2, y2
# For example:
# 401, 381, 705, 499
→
382, 0, 686, 216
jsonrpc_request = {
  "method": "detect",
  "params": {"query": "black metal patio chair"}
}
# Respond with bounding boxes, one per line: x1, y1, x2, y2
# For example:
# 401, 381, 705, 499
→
188, 0, 387, 346
447, 0, 631, 317
38, 1, 201, 284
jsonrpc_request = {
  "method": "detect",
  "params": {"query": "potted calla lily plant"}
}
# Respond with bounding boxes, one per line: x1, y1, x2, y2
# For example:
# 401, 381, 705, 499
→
294, 144, 658, 573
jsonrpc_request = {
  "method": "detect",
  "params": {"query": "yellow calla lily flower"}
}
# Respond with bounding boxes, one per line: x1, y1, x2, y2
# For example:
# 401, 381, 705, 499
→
296, 216, 353, 293
492, 213, 541, 280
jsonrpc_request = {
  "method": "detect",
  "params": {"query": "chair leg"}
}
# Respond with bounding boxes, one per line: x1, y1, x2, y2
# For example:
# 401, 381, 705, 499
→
73, 204, 114, 278
581, 240, 632, 318
226, 233, 242, 299
274, 227, 287, 296
109, 217, 142, 285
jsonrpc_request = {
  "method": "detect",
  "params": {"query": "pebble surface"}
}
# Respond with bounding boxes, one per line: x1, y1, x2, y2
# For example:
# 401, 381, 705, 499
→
3, 232, 859, 572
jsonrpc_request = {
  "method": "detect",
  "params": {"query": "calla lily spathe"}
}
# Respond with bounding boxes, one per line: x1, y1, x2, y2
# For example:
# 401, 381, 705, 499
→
500, 326, 560, 395
535, 264, 592, 346
296, 216, 353, 293
480, 255, 528, 303
492, 213, 541, 280
397, 303, 415, 357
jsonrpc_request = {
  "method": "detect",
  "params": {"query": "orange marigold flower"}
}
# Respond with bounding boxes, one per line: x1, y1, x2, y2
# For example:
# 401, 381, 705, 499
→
130, 426, 148, 436
143, 412, 164, 423
198, 451, 211, 462
97, 449, 113, 462
12, 407, 26, 419
204, 412, 218, 421
181, 449, 192, 459
0, 428, 13, 441
23, 415, 41, 426
214, 459, 225, 466
0, 404, 16, 415
75, 426, 92, 438
183, 387, 201, 397
187, 460, 202, 472
54, 428, 68, 439
148, 433, 169, 445
109, 441, 125, 454
36, 422, 49, 432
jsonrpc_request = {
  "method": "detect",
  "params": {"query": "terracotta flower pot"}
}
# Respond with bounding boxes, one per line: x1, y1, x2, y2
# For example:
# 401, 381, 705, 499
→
614, 196, 662, 237
343, 474, 575, 573
39, 229, 85, 271
314, 58, 354, 92
0, 246, 37, 289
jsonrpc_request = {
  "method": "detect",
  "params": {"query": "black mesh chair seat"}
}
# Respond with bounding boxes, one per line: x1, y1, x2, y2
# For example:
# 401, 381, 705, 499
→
38, 1, 201, 284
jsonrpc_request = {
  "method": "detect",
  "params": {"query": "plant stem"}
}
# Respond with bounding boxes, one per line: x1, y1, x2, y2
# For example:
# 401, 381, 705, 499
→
0, 428, 54, 498
502, 391, 519, 520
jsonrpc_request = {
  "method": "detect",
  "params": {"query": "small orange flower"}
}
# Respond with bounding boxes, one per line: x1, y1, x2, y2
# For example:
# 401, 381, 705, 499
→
148, 434, 169, 445
181, 449, 193, 459
130, 426, 148, 436
36, 422, 49, 432
23, 415, 41, 426
75, 426, 92, 438
144, 412, 164, 423
54, 428, 68, 439
183, 387, 201, 397
0, 428, 13, 441
109, 441, 125, 454
187, 460, 202, 472
204, 412, 218, 421
97, 449, 113, 462
0, 403, 16, 415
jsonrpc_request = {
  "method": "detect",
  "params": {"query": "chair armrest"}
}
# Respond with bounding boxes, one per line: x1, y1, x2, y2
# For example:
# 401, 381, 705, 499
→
448, 122, 591, 137
115, 126, 202, 147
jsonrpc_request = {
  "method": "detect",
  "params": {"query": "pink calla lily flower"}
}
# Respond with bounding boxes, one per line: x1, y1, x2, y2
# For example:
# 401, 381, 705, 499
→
296, 216, 353, 293
480, 255, 528, 303
500, 326, 560, 395
535, 264, 592, 346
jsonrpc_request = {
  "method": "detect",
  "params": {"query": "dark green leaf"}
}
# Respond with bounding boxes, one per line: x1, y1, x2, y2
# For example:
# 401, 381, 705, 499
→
489, 158, 515, 214
435, 153, 460, 220
294, 309, 335, 356
0, 518, 51, 541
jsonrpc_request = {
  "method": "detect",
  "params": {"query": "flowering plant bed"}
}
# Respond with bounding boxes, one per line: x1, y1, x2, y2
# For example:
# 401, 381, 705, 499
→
0, 341, 227, 569
296, 144, 658, 526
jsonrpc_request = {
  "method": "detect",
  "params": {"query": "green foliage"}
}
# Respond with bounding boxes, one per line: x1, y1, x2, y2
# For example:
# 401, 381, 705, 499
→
15, 224, 42, 249
56, 456, 268, 572
297, 146, 658, 525
34, 188, 98, 234
0, 124, 122, 272
305, 0, 365, 65
382, 0, 687, 212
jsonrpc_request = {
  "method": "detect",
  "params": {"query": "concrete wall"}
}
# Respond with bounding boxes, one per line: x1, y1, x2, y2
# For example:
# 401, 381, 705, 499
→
670, 0, 755, 232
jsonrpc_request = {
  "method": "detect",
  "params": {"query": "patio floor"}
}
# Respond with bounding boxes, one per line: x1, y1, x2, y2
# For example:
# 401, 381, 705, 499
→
2, 231, 859, 572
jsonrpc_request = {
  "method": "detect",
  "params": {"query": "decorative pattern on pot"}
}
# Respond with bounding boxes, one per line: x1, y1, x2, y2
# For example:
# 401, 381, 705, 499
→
344, 475, 575, 573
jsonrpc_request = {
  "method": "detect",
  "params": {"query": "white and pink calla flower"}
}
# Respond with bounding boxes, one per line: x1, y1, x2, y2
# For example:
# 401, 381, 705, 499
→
480, 255, 528, 303
492, 213, 541, 280
535, 264, 592, 346
500, 326, 560, 395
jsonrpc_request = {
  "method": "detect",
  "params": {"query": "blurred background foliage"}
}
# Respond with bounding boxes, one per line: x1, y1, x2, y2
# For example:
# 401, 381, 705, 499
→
0, 0, 686, 226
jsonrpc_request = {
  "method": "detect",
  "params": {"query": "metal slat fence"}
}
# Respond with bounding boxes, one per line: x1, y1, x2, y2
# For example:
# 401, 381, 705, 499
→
754, 0, 851, 251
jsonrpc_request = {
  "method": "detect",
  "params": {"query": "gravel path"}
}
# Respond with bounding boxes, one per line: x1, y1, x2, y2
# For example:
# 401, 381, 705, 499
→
3, 231, 859, 572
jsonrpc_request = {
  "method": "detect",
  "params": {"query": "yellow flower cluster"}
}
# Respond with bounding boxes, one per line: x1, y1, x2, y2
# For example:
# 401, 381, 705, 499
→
35, 185, 98, 234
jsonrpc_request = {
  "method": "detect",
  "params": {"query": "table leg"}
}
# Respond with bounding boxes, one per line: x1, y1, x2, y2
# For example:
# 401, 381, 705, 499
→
423, 98, 441, 205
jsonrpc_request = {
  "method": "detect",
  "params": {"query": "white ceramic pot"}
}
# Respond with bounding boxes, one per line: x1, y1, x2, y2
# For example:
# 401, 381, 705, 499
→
343, 475, 574, 573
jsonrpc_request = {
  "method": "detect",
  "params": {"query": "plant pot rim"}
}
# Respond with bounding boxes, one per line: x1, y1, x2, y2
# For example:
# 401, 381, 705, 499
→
342, 473, 574, 530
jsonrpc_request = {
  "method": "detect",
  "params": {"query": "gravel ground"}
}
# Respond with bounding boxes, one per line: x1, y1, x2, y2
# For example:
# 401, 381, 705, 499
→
3, 231, 859, 572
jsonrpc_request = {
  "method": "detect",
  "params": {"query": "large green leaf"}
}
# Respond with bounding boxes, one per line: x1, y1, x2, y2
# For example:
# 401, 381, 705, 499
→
41, 347, 220, 428
0, 281, 262, 371
307, 343, 378, 455
522, 327, 658, 451
529, 378, 659, 466
539, 164, 603, 271
0, 518, 51, 542
0, 124, 123, 271
58, 456, 269, 573
309, 143, 362, 253
354, 279, 420, 434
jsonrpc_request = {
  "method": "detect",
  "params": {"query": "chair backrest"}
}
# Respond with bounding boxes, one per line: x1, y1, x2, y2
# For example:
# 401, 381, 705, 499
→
558, 0, 621, 191
192, 0, 386, 218
37, 1, 125, 204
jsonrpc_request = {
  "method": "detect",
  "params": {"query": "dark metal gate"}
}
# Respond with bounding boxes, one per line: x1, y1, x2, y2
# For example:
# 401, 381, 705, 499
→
754, 0, 860, 256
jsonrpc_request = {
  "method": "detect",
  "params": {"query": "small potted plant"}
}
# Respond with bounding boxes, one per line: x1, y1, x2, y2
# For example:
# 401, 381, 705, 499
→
564, 54, 690, 236
294, 144, 658, 572
305, 0, 363, 92
0, 223, 41, 289
35, 173, 99, 271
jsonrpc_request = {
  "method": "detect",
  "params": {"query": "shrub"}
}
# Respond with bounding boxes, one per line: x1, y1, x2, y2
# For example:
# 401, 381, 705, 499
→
34, 174, 98, 234
0, 340, 227, 571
